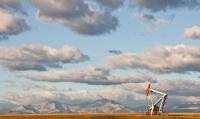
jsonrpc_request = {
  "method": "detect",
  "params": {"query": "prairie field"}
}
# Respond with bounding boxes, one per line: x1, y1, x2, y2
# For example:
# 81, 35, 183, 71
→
0, 113, 200, 119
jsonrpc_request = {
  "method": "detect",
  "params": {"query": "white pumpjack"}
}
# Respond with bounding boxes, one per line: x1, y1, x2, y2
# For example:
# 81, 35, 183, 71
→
145, 83, 168, 115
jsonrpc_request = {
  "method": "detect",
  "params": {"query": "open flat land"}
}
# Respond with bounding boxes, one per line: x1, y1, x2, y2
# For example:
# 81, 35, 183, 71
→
0, 113, 200, 119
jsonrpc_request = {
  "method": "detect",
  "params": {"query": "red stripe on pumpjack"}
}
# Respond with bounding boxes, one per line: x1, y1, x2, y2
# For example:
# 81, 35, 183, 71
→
146, 83, 150, 96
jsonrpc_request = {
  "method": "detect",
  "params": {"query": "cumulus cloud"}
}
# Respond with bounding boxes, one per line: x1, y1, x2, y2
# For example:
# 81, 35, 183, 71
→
0, 44, 89, 71
0, 9, 29, 40
31, 0, 118, 35
156, 79, 200, 96
96, 0, 124, 10
107, 44, 200, 73
132, 0, 200, 12
20, 66, 155, 85
183, 26, 200, 39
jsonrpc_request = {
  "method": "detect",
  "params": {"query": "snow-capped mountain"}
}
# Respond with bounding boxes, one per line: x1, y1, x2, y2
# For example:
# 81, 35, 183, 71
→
77, 99, 133, 113
5, 99, 134, 114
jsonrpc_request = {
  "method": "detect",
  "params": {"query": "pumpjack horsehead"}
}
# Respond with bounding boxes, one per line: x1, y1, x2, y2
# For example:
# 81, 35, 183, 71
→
145, 83, 168, 115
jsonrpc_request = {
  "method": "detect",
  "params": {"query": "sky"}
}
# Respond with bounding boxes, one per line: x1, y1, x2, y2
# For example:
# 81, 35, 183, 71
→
0, 0, 200, 112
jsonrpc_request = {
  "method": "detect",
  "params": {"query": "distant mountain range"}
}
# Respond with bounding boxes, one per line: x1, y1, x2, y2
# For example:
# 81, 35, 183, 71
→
1, 99, 199, 114
3, 99, 134, 114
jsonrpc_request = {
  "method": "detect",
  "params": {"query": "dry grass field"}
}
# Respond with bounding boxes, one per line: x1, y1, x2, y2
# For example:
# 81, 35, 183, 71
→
0, 113, 200, 119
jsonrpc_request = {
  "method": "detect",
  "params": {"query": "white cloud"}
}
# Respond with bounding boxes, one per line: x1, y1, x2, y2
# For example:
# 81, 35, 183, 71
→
0, 44, 89, 71
156, 79, 200, 96
21, 66, 155, 85
183, 26, 200, 39
107, 44, 200, 73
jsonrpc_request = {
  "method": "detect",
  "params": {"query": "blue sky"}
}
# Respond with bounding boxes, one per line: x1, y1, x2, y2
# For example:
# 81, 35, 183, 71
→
0, 0, 200, 112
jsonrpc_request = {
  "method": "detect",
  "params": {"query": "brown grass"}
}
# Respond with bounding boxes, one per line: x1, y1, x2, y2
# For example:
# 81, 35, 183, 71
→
0, 113, 199, 119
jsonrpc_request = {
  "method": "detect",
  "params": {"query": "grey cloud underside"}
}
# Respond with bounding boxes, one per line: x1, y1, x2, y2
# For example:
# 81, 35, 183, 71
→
132, 0, 200, 12
108, 49, 122, 55
32, 0, 118, 35
135, 13, 168, 26
0, 0, 25, 14
0, 45, 89, 71
62, 12, 118, 35
134, 13, 169, 33
141, 14, 156, 21
21, 66, 156, 85
96, 0, 124, 10
107, 44, 200, 73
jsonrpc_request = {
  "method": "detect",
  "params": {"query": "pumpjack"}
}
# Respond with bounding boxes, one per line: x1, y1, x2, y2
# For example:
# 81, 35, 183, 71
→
145, 83, 168, 115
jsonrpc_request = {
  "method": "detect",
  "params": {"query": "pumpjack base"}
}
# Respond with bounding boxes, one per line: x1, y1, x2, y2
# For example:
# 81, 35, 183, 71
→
145, 105, 160, 115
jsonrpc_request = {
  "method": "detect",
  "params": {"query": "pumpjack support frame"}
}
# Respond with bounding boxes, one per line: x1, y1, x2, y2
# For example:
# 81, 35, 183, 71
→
145, 84, 168, 115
